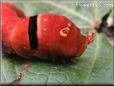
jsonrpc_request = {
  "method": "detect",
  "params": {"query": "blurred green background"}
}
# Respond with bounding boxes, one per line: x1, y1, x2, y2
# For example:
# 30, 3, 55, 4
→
1, 0, 114, 85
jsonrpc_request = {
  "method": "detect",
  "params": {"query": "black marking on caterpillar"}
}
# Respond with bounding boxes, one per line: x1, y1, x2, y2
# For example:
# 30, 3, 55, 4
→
28, 15, 38, 49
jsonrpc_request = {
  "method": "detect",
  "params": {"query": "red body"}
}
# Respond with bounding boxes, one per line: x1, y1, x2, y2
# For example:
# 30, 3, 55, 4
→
2, 2, 94, 59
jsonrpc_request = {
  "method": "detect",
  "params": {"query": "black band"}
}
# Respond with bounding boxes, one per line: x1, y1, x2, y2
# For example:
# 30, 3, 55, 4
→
28, 15, 38, 49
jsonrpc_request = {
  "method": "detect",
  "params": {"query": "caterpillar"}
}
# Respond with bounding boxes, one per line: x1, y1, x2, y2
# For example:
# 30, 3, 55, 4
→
1, 2, 94, 62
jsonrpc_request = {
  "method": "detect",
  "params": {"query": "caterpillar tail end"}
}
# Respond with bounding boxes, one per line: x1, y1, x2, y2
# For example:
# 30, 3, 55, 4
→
87, 31, 95, 44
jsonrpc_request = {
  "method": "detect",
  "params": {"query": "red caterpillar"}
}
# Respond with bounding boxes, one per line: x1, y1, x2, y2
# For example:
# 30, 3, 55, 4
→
2, 2, 94, 62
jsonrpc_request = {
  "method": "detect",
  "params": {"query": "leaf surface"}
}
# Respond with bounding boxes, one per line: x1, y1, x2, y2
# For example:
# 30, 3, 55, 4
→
1, 0, 113, 85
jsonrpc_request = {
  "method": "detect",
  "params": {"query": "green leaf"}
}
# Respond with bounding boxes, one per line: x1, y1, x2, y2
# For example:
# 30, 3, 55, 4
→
1, 0, 113, 85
